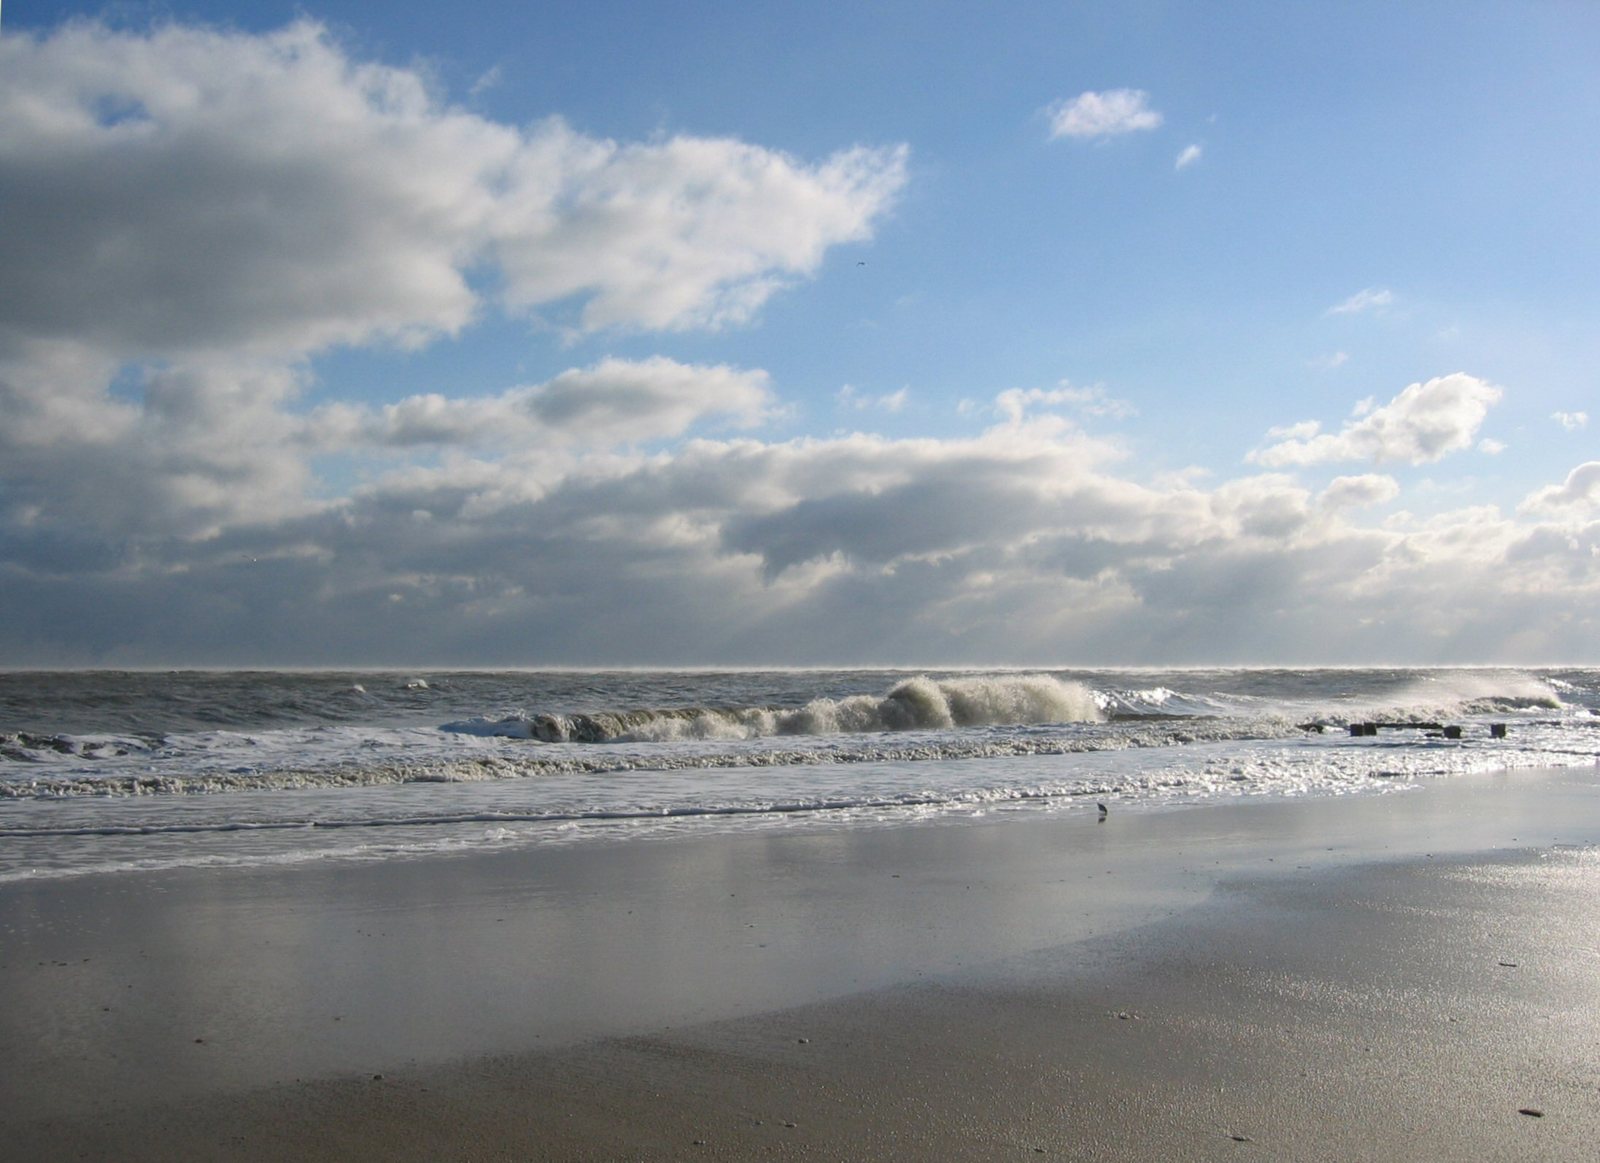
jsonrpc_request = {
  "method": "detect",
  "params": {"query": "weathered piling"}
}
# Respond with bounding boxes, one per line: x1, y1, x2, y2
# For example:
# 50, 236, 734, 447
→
1344, 721, 1489, 739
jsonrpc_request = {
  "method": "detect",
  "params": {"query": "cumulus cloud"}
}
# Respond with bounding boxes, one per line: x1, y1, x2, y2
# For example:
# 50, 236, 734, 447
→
1327, 287, 1394, 316
1249, 374, 1502, 468
0, 20, 906, 352
1046, 89, 1162, 139
1319, 474, 1400, 512
0, 19, 903, 541
1553, 411, 1589, 431
492, 131, 908, 332
1174, 143, 1202, 169
0, 347, 315, 538
1520, 462, 1600, 514
2, 22, 486, 357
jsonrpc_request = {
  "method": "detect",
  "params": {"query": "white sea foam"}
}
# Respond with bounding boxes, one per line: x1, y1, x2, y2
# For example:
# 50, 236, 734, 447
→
0, 716, 1289, 799
4, 728, 1592, 884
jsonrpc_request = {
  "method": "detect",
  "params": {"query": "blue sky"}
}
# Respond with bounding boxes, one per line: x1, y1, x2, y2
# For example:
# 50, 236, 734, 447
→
1, 2, 1597, 665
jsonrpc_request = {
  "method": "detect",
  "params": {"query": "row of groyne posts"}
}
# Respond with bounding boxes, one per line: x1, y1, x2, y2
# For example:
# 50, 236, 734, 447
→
1301, 721, 1510, 740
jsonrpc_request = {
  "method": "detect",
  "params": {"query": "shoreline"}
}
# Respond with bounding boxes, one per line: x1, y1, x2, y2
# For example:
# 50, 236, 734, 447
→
5, 765, 1600, 1158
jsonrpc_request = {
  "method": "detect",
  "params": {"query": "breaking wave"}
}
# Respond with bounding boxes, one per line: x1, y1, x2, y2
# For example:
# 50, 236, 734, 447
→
444, 674, 1103, 744
1308, 671, 1567, 726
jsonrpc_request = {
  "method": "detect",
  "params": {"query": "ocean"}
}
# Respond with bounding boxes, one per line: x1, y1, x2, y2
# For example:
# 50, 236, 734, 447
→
3, 668, 1597, 884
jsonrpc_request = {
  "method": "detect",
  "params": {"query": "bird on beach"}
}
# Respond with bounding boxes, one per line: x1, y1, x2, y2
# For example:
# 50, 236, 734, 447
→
1097, 802, 1108, 820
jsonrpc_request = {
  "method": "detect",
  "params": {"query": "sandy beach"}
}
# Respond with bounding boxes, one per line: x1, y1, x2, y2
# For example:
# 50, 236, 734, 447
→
5, 765, 1600, 1160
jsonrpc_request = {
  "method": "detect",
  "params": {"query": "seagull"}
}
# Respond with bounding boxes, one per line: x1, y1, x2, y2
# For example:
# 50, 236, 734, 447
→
1097, 802, 1109, 820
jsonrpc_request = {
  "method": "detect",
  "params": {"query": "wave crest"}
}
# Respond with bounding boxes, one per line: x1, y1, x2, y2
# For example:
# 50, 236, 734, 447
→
1315, 672, 1567, 726
445, 674, 1104, 744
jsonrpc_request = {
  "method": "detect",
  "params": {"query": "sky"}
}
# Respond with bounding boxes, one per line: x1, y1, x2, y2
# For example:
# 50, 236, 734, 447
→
1, 1, 1598, 667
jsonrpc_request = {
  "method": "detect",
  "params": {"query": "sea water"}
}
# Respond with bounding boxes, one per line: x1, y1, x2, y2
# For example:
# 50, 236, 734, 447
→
3, 668, 1597, 882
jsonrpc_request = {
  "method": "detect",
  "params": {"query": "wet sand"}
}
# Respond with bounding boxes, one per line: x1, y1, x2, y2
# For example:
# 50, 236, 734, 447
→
4, 765, 1600, 1159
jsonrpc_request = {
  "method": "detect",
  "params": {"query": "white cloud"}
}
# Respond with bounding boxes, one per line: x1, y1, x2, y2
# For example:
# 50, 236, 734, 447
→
994, 383, 1136, 423
1265, 420, 1321, 442
493, 131, 908, 332
0, 21, 907, 351
1520, 462, 1600, 514
312, 357, 773, 451
0, 341, 315, 529
1477, 438, 1506, 455
1207, 475, 1312, 539
1174, 143, 1202, 169
836, 385, 909, 413
1046, 89, 1162, 139
1, 22, 492, 357
0, 20, 904, 542
1327, 287, 1394, 316
1553, 411, 1589, 431
1319, 474, 1401, 511
1249, 374, 1503, 468
469, 64, 503, 98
